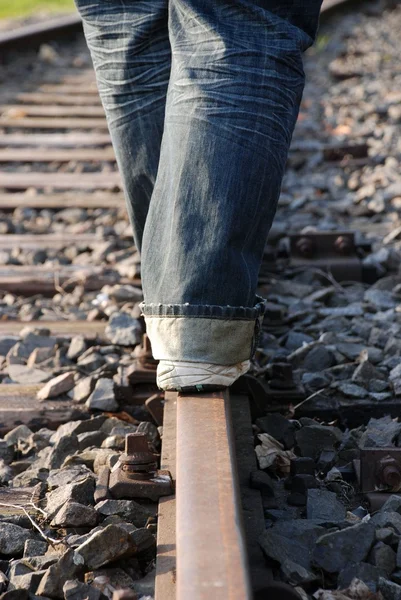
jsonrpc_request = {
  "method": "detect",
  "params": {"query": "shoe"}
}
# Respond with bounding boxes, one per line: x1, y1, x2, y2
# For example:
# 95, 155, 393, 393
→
156, 359, 250, 392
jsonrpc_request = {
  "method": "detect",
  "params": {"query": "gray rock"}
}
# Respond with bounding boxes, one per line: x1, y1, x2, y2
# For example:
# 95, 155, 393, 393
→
396, 541, 401, 569
37, 372, 75, 401
0, 336, 19, 356
62, 449, 99, 470
336, 342, 367, 360
50, 422, 82, 445
303, 346, 336, 372
132, 568, 156, 598
364, 347, 384, 365
255, 414, 295, 449
45, 476, 95, 519
92, 449, 119, 474
77, 351, 105, 372
337, 382, 368, 398
376, 527, 399, 545
36, 548, 85, 599
51, 416, 107, 445
129, 527, 156, 555
306, 488, 346, 521
101, 435, 125, 450
105, 312, 142, 346
45, 434, 79, 470
63, 579, 105, 600
70, 377, 95, 403
0, 590, 29, 599
51, 502, 98, 528
280, 559, 318, 585
365, 289, 396, 310
8, 570, 45, 593
107, 284, 143, 303
313, 522, 375, 573
0, 569, 8, 594
107, 425, 138, 439
0, 459, 12, 484
372, 512, 401, 535
47, 465, 95, 490
353, 360, 386, 385
390, 363, 401, 383
337, 562, 384, 592
23, 539, 47, 557
0, 524, 32, 555
259, 520, 325, 570
24, 554, 57, 571
381, 495, 401, 515
386, 337, 401, 357
8, 562, 32, 580
0, 440, 14, 465
100, 417, 133, 435
74, 524, 137, 569
8, 333, 56, 361
392, 569, 401, 585
136, 421, 159, 446
302, 372, 332, 393
95, 499, 152, 528
8, 364, 51, 385
318, 304, 364, 317
67, 336, 88, 361
85, 379, 118, 412
77, 431, 108, 451
359, 416, 401, 448
295, 425, 341, 459
12, 465, 48, 488
88, 566, 137, 594
370, 392, 393, 402
285, 331, 314, 351
369, 542, 396, 576
27, 345, 56, 367
4, 425, 33, 447
379, 577, 401, 600
369, 379, 390, 393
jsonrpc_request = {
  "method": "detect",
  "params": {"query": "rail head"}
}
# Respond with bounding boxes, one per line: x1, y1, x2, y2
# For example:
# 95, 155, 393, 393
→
175, 390, 252, 600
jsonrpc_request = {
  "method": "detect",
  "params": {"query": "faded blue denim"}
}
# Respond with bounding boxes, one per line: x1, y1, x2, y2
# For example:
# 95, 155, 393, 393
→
75, 0, 322, 364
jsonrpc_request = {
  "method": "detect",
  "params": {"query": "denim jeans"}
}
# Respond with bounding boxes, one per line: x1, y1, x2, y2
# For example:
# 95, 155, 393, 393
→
75, 0, 322, 364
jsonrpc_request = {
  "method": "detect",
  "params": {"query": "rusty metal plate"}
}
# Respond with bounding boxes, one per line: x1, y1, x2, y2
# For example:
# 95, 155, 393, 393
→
290, 231, 363, 282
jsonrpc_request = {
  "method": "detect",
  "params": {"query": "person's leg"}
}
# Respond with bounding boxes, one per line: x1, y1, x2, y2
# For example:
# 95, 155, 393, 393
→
141, 0, 322, 390
74, 0, 170, 250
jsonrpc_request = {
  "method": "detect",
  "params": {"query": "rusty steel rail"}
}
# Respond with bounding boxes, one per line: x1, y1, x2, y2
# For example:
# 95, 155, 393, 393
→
0, 14, 82, 51
155, 393, 177, 600
155, 391, 303, 600
155, 390, 252, 600
175, 390, 251, 600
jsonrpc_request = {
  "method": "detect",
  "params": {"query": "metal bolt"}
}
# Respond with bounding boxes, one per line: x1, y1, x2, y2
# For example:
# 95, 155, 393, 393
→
268, 362, 296, 390
119, 433, 157, 477
377, 456, 401, 491
271, 362, 293, 381
125, 432, 150, 455
334, 235, 353, 255
295, 237, 315, 258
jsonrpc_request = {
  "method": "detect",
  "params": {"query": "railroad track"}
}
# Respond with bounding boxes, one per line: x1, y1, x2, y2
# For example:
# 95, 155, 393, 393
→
1, 1, 400, 599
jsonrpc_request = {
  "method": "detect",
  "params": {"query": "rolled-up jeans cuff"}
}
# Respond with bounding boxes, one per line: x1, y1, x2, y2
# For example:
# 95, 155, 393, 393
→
140, 296, 266, 364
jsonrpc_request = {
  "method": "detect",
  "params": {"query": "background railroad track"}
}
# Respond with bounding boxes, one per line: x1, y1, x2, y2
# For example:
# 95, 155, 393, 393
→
1, 0, 401, 599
